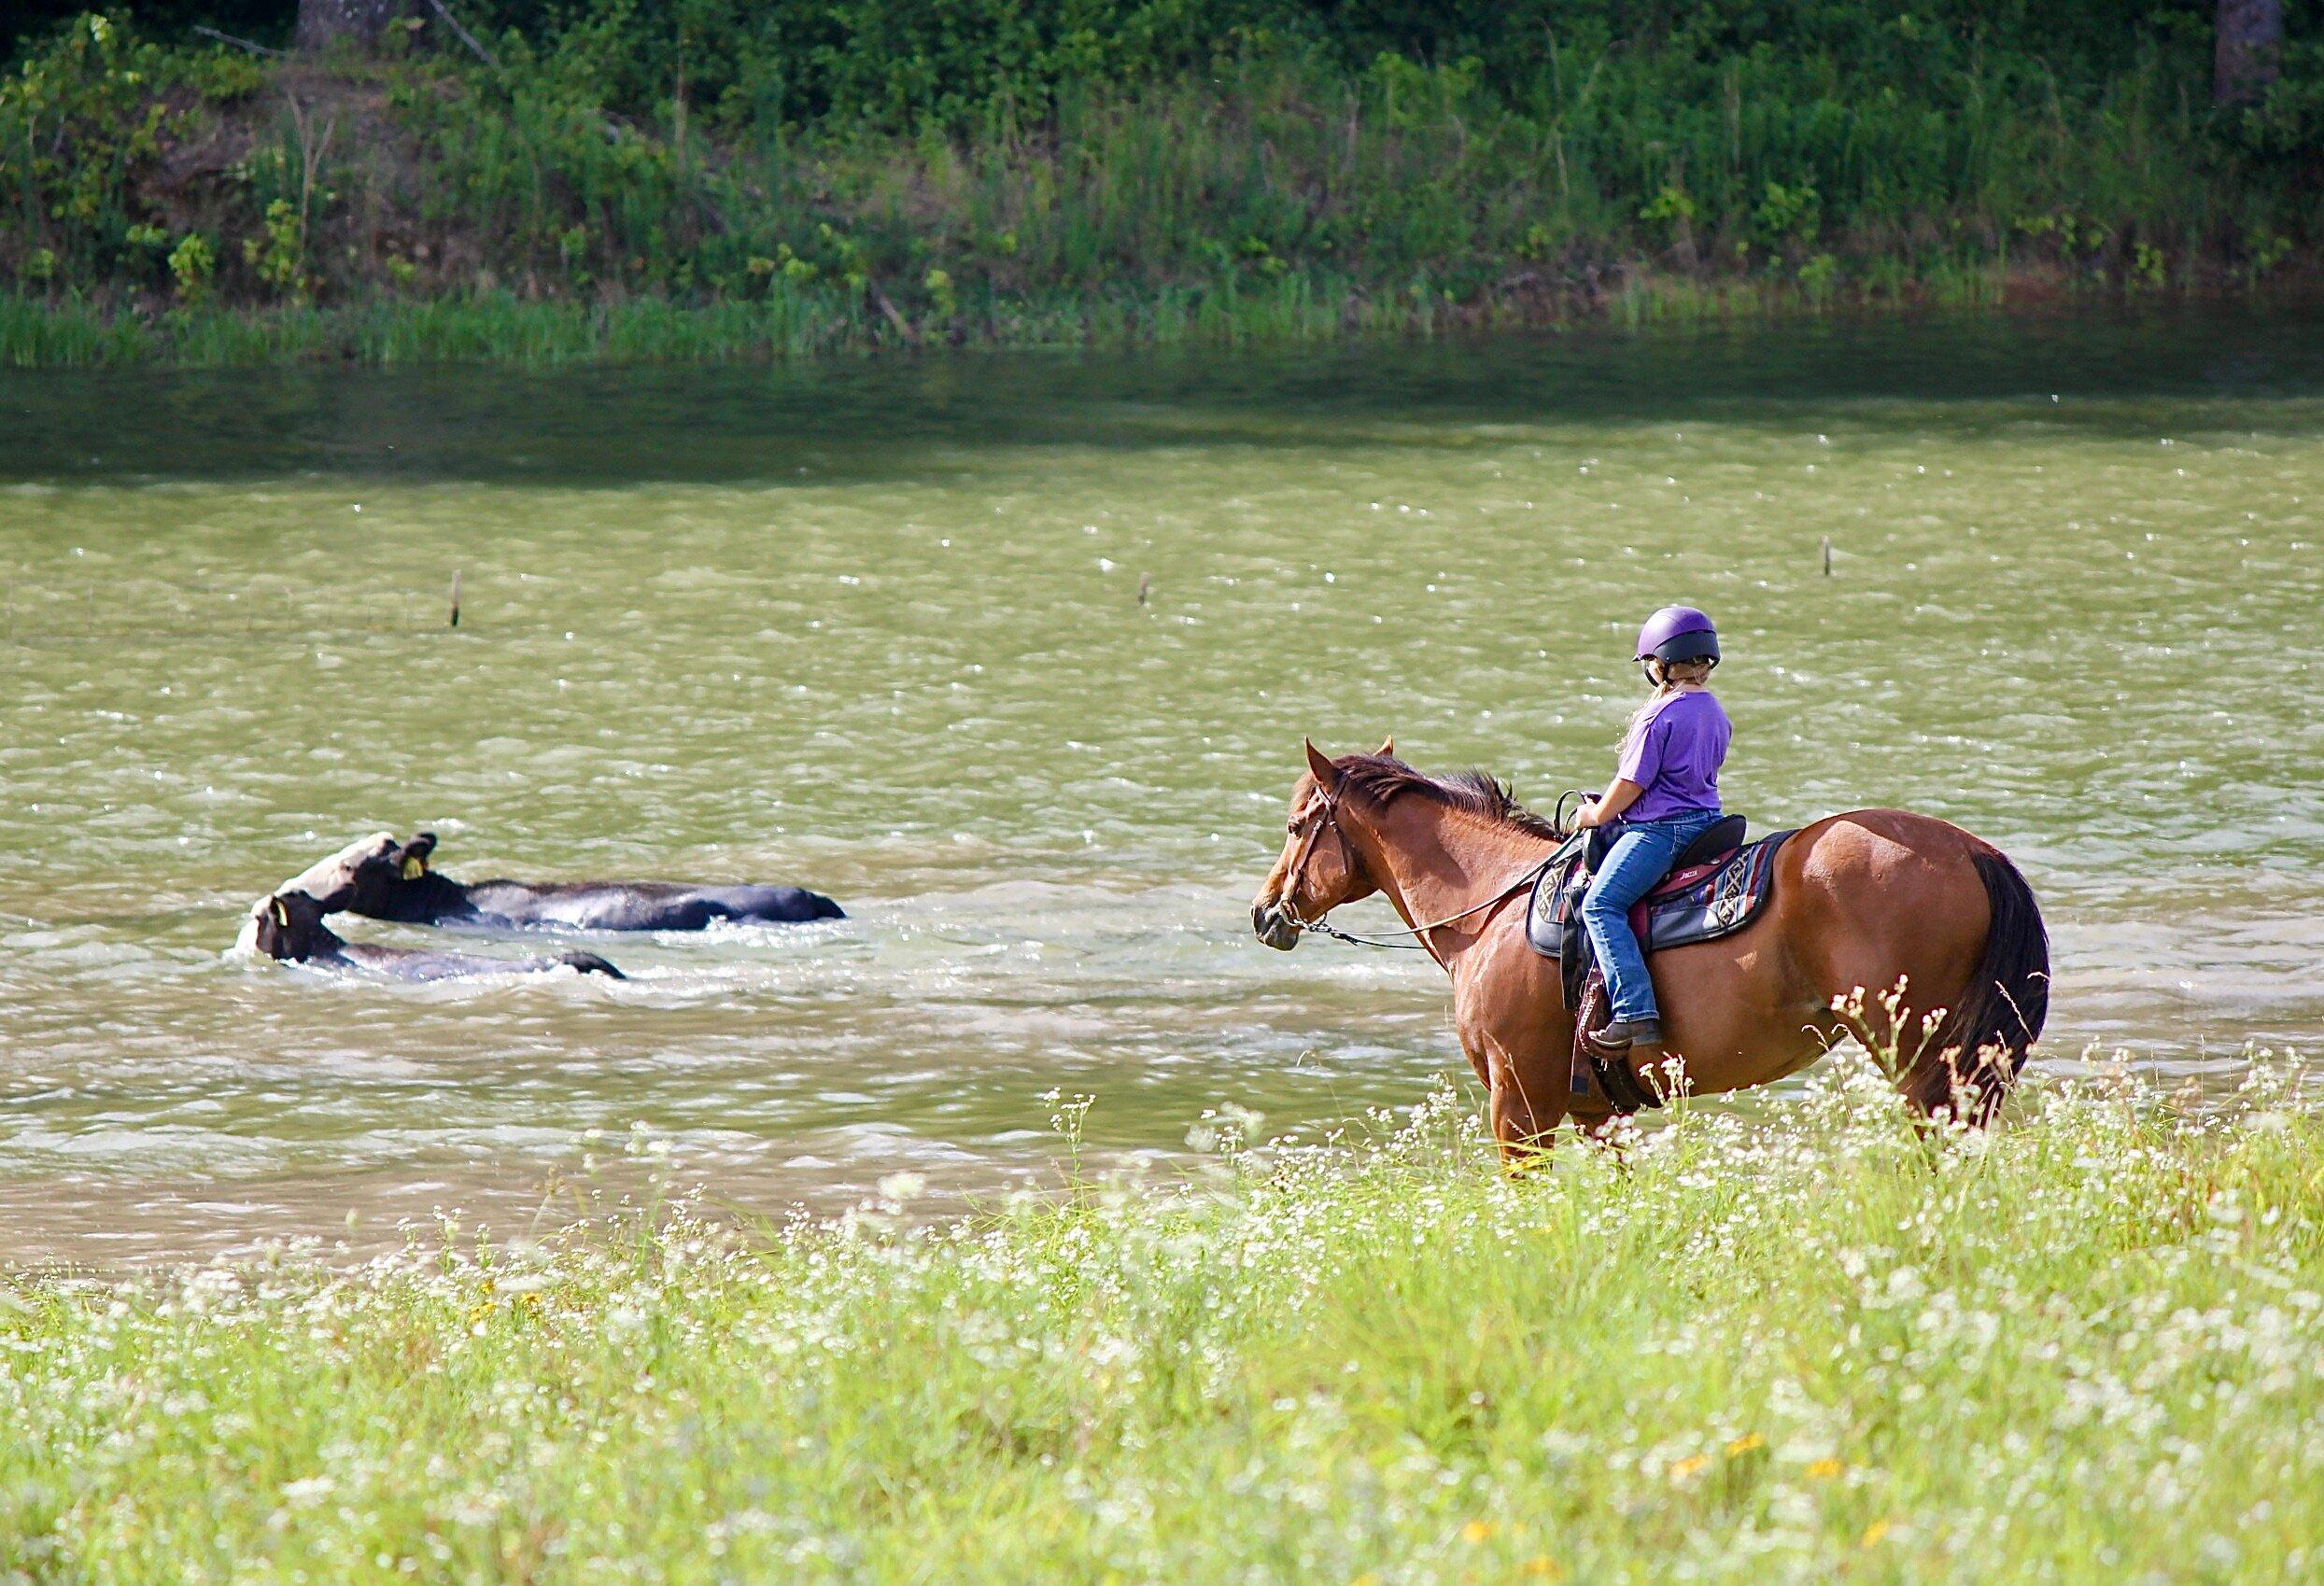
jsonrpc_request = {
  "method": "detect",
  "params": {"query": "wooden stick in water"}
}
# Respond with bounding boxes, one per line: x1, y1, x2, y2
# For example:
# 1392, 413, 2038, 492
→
449, 568, 463, 628
1137, 571, 1151, 608
1822, 536, 1833, 576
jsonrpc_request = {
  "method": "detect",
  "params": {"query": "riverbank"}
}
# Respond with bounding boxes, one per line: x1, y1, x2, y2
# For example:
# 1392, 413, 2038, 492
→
6, 1054, 2318, 1581
3, 7, 2316, 367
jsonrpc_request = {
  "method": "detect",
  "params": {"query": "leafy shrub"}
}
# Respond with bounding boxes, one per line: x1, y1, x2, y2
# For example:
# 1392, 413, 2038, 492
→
242, 198, 309, 302
1750, 179, 1821, 249
164, 232, 213, 302
0, 13, 264, 287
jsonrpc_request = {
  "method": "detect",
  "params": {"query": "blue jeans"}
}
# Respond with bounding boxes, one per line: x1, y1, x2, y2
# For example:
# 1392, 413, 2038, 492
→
1582, 808, 1724, 1023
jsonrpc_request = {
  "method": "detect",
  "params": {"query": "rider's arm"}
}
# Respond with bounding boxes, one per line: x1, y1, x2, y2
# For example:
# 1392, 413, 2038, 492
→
1576, 779, 1645, 828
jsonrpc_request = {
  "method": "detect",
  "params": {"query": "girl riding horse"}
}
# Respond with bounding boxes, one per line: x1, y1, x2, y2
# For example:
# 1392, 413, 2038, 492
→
1250, 605, 2051, 1143
1570, 606, 1729, 1057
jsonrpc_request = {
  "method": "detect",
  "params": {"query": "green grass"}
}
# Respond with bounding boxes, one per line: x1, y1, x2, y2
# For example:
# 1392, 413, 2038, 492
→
0, 261, 2197, 368
0, 290, 873, 368
0, 278, 1418, 366
5, 1048, 2320, 1581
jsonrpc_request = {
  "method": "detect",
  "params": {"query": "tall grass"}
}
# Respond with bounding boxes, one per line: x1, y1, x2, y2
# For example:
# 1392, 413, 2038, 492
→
0, 260, 2172, 367
0, 276, 1462, 365
4, 1047, 2319, 1580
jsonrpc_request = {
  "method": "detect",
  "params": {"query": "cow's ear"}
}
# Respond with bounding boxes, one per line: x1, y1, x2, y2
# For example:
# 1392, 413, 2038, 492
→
401, 832, 437, 879
1377, 735, 1395, 758
1303, 739, 1340, 790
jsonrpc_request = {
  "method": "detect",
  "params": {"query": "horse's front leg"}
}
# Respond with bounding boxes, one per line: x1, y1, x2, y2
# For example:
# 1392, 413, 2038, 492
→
1452, 947, 1570, 1163
1478, 1032, 1563, 1164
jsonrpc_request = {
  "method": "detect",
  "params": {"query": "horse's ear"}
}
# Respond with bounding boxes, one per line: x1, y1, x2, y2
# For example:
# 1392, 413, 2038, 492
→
1303, 739, 1340, 789
1377, 735, 1395, 758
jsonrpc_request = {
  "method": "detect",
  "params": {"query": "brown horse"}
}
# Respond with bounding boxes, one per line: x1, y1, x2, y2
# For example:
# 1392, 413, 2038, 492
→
1250, 741, 2049, 1151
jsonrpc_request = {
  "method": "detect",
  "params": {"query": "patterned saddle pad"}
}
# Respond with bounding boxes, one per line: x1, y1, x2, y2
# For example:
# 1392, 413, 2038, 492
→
1528, 827, 1796, 1012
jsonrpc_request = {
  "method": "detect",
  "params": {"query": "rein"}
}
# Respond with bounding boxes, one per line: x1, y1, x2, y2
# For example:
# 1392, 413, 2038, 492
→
1275, 788, 1579, 956
1289, 889, 1542, 952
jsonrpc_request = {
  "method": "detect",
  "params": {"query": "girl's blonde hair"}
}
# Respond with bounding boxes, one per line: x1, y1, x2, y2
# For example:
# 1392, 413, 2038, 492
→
1621, 656, 1716, 748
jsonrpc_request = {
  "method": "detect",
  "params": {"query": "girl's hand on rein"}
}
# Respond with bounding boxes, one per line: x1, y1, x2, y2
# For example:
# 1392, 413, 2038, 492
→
1573, 781, 1645, 834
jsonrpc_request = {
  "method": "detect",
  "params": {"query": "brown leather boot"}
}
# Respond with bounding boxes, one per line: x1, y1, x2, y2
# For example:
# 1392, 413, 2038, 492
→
1597, 1017, 1663, 1050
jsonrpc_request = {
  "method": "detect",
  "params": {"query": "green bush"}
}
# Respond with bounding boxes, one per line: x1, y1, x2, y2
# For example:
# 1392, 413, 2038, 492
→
0, 3, 2317, 349
0, 14, 260, 284
164, 231, 214, 301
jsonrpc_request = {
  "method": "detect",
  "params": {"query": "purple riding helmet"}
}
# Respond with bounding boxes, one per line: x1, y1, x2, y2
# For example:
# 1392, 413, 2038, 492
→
1635, 605, 1721, 667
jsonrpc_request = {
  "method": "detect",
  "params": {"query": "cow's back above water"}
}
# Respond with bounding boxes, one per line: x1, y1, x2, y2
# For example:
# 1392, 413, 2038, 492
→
459, 878, 842, 932
287, 832, 845, 932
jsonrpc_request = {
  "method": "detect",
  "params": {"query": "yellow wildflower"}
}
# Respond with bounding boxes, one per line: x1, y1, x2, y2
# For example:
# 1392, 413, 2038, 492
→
1806, 1457, 1845, 1480
1726, 1433, 1766, 1456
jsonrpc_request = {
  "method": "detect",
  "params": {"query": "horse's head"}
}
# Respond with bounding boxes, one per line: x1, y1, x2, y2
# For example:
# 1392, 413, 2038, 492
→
1250, 737, 1390, 950
246, 890, 339, 962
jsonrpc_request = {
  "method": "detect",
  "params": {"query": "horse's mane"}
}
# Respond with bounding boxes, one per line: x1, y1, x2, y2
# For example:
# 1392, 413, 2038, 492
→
1332, 754, 1563, 841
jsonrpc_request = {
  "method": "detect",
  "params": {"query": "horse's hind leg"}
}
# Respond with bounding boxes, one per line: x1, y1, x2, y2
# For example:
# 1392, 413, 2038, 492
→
1824, 947, 2003, 1124
1797, 864, 1991, 1120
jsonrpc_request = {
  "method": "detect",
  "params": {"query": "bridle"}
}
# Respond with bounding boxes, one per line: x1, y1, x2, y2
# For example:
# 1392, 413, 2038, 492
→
1271, 784, 1564, 960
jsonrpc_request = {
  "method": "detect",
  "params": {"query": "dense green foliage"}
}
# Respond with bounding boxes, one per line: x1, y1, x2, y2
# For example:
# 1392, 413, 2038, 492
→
2, 5, 2319, 360
5, 1055, 2322, 1579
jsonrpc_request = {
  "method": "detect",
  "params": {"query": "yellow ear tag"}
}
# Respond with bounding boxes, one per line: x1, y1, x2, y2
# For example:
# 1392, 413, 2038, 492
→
401, 858, 426, 880
272, 899, 290, 927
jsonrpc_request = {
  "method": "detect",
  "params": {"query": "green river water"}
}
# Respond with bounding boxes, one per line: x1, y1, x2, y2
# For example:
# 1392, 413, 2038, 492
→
2, 312, 2318, 1263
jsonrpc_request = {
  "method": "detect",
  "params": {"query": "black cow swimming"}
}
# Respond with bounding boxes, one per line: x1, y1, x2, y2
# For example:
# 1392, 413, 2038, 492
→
289, 832, 845, 933
244, 889, 626, 981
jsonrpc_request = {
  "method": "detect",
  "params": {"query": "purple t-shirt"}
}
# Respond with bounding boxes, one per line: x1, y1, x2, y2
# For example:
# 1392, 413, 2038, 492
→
1615, 690, 1730, 821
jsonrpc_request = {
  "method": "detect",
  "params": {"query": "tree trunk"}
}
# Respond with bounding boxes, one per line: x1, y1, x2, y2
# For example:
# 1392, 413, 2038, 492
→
296, 0, 415, 54
2215, 0, 2284, 106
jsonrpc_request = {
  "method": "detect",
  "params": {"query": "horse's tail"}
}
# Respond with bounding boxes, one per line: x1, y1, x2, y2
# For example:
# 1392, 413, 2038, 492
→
1908, 851, 2049, 1126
